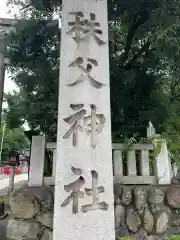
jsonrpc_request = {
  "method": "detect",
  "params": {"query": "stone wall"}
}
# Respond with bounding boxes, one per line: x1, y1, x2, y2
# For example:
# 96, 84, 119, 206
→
6, 186, 54, 240
5, 182, 180, 239
114, 183, 180, 240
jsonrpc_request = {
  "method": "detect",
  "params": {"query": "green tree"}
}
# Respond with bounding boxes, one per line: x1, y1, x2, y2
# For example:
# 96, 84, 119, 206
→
4, 0, 180, 149
0, 123, 29, 162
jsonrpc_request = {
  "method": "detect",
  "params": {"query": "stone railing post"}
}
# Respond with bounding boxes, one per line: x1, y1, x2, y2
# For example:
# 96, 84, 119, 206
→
28, 135, 45, 187
52, 149, 56, 179
113, 149, 123, 178
152, 135, 172, 184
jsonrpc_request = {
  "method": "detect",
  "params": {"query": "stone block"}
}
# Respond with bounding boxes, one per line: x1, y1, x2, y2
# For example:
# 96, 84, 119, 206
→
126, 207, 141, 233
9, 186, 54, 219
144, 208, 154, 234
155, 211, 169, 235
131, 228, 148, 240
121, 187, 132, 206
167, 186, 180, 208
6, 219, 40, 240
114, 204, 125, 229
41, 229, 53, 240
36, 211, 53, 229
134, 187, 147, 215
115, 227, 129, 240
9, 188, 40, 219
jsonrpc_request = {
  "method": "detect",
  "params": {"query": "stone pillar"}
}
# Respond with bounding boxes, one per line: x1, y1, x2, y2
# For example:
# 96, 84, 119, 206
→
0, 42, 5, 124
172, 163, 178, 177
154, 137, 171, 184
53, 0, 115, 239
127, 150, 137, 176
28, 136, 45, 187
147, 122, 172, 184
113, 150, 123, 177
140, 150, 150, 176
52, 149, 56, 178
147, 121, 156, 138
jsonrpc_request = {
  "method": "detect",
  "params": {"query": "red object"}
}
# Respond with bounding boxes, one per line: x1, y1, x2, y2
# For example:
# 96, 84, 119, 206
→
3, 165, 21, 175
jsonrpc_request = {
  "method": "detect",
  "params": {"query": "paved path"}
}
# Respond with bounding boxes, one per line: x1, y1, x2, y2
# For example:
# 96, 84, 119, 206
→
0, 174, 28, 196
0, 175, 9, 181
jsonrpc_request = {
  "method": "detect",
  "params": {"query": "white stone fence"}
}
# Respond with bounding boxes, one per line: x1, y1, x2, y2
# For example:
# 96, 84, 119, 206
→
28, 135, 174, 187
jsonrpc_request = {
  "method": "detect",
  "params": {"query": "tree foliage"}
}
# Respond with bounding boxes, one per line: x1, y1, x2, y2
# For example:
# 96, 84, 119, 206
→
0, 122, 30, 162
4, 0, 180, 162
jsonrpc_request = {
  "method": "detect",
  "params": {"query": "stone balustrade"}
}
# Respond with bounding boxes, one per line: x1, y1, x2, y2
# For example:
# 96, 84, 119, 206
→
112, 143, 156, 184
28, 136, 173, 187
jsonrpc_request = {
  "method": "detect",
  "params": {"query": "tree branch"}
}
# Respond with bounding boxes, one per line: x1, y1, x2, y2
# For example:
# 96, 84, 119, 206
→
123, 41, 151, 70
120, 9, 149, 65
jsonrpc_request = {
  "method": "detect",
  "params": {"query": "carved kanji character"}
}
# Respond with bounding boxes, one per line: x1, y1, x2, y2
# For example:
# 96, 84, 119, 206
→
67, 57, 105, 88
81, 170, 109, 212
63, 104, 106, 147
63, 104, 86, 147
84, 104, 106, 148
67, 12, 106, 45
83, 13, 106, 45
67, 11, 86, 43
61, 167, 85, 214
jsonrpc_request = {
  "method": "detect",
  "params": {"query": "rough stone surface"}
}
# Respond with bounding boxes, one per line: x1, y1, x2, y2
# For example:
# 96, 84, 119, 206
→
114, 204, 125, 229
167, 186, 180, 208
6, 219, 40, 240
148, 235, 168, 240
6, 183, 180, 240
131, 228, 148, 240
148, 188, 165, 205
171, 168, 180, 184
114, 185, 180, 238
36, 211, 53, 229
114, 183, 122, 205
9, 188, 40, 219
143, 208, 154, 233
171, 213, 180, 226
126, 207, 141, 233
155, 211, 169, 235
121, 187, 132, 206
134, 187, 147, 215
41, 229, 53, 240
148, 188, 165, 215
6, 186, 54, 240
149, 204, 161, 214
32, 186, 54, 211
115, 227, 129, 240
171, 177, 180, 184
147, 236, 161, 240
176, 168, 180, 180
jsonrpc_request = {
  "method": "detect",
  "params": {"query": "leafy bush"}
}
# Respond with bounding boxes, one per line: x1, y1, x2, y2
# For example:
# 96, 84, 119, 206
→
169, 236, 180, 240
